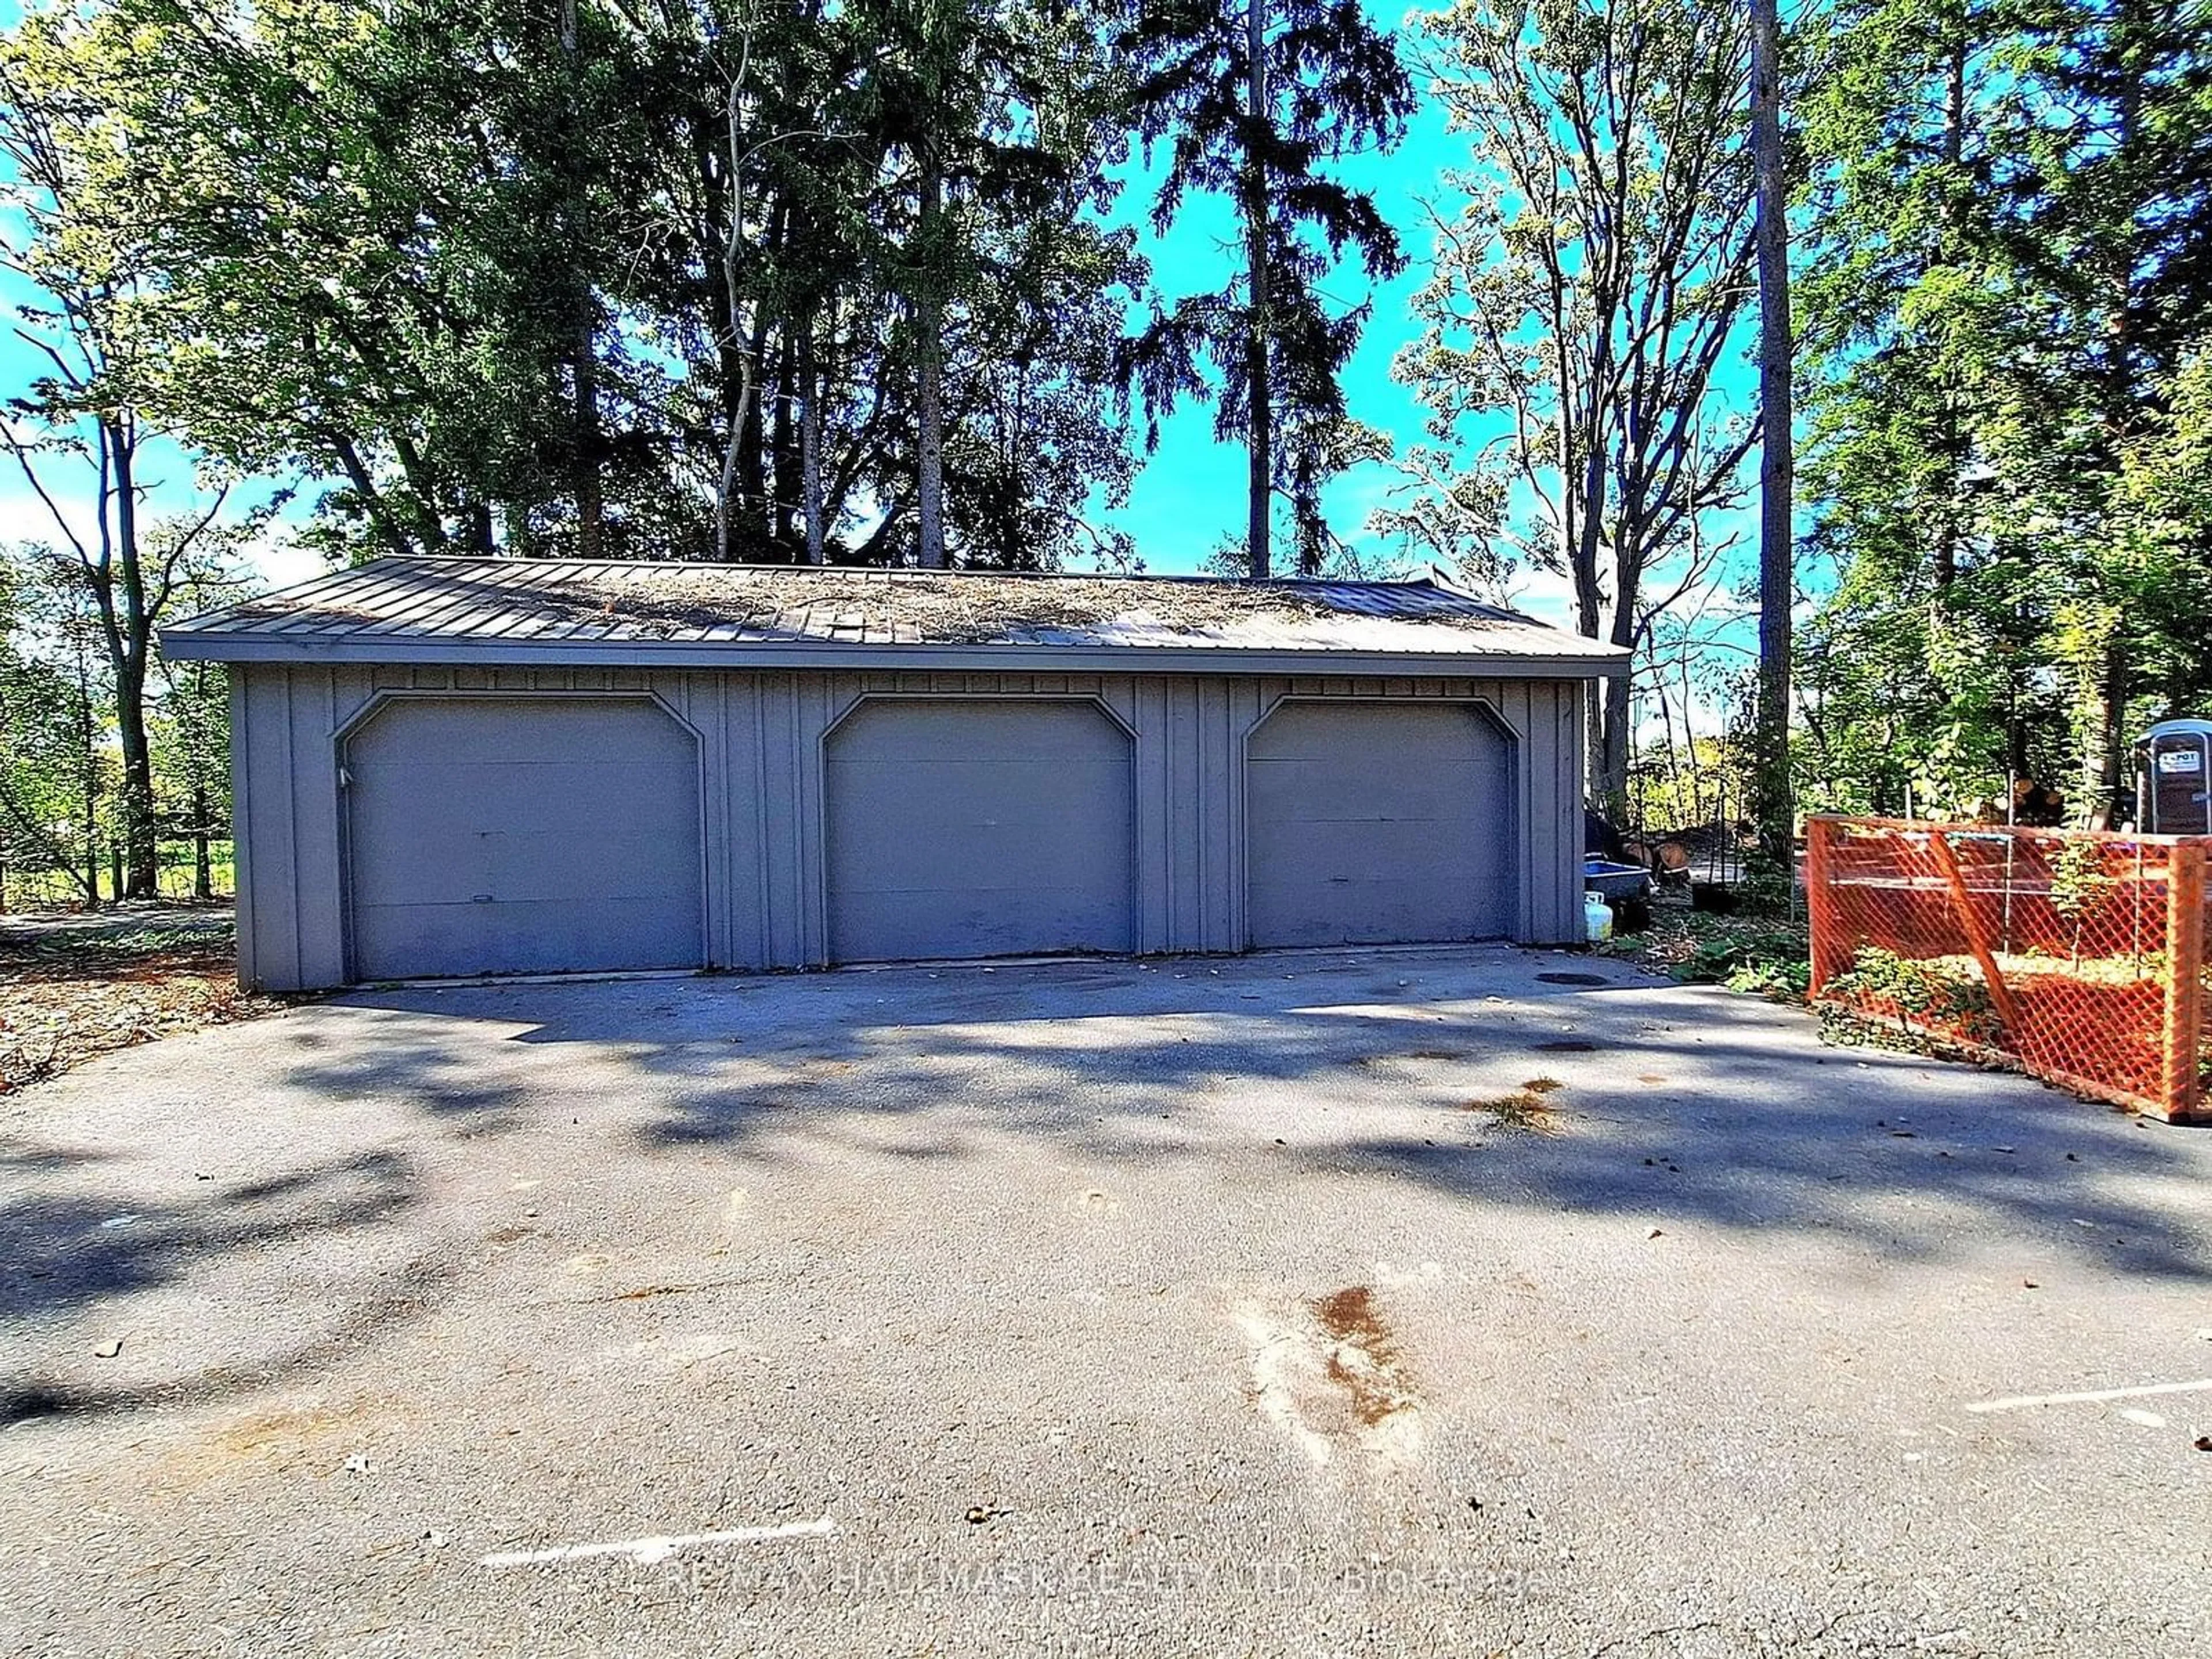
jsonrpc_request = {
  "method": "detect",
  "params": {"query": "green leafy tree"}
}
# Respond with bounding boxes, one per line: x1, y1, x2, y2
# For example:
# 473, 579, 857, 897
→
2004, 0, 2212, 817
1797, 0, 2212, 823
5, 0, 629, 558
1793, 1, 2031, 810
1401, 0, 1762, 808
0, 550, 113, 906
841, 0, 1139, 567
2, 0, 1140, 569
1, 12, 267, 897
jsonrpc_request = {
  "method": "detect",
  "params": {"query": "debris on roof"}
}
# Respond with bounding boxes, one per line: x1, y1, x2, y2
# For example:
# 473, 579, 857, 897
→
167, 556, 1628, 669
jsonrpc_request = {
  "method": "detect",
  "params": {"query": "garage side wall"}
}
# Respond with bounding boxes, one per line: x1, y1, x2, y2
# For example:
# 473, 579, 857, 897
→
230, 662, 1589, 990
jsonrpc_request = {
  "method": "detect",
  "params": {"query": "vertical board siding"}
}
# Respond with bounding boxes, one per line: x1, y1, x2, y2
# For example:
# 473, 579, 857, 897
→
1498, 680, 1537, 942
227, 673, 257, 990
290, 668, 347, 988
241, 667, 300, 988
758, 672, 807, 968
235, 663, 1593, 987
797, 675, 834, 961
1562, 688, 1586, 940
1132, 677, 1169, 952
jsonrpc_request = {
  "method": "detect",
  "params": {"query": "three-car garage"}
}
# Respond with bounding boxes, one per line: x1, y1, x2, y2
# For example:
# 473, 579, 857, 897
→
166, 558, 1624, 990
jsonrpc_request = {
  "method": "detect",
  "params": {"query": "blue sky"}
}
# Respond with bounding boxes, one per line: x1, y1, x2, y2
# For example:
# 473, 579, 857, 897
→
1107, 83, 1763, 641
1097, 96, 1463, 581
0, 2, 1763, 638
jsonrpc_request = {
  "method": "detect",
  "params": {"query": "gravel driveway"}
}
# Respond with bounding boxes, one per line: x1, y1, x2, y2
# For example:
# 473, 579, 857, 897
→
3, 946, 2209, 1657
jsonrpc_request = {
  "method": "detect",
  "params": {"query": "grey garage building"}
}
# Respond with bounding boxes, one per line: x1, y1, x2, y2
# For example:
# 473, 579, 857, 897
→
161, 558, 1628, 991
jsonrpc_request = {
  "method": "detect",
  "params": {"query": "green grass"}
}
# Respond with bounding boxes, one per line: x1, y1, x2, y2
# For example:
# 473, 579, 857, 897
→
1, 840, 236, 910
1598, 900, 1812, 1000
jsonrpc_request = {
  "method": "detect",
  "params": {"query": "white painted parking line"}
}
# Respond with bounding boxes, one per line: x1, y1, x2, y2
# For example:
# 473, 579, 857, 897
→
1964, 1378, 2212, 1414
479, 1516, 837, 1568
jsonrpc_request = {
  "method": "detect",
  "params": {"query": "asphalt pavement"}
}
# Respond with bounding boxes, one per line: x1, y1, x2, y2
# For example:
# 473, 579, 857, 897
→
3, 945, 2209, 1657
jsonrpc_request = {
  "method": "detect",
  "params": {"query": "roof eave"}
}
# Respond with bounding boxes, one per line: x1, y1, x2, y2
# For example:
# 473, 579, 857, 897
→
158, 631, 1632, 679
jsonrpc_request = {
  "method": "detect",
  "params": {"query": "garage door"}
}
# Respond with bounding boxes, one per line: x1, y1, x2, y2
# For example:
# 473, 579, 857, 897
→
1246, 701, 1512, 948
344, 698, 703, 980
825, 699, 1135, 962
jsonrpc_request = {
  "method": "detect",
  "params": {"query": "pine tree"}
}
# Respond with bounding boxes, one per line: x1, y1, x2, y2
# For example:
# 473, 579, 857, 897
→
1796, 0, 2212, 821
1122, 0, 1412, 577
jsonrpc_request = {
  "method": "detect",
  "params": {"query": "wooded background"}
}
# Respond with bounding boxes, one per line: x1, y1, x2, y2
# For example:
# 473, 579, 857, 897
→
3, 0, 2207, 904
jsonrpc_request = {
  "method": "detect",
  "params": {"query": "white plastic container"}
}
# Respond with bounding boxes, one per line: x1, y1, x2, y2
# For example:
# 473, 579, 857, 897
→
1584, 891, 1614, 942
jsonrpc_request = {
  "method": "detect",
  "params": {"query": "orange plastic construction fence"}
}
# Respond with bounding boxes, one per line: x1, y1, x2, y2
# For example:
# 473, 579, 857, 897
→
1805, 817, 2210, 1123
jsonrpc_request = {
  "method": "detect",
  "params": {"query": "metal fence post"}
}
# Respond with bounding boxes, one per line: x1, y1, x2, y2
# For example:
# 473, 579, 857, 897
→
2164, 840, 2207, 1123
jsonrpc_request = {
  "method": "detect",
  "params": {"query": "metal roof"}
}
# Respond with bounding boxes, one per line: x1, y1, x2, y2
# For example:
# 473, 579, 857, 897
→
162, 556, 1630, 677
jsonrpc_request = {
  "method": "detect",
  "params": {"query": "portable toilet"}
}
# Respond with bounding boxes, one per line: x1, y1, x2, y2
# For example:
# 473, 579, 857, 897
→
2137, 719, 2212, 835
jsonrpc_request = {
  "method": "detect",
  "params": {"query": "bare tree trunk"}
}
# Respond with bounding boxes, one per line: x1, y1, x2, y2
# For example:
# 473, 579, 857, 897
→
100, 416, 159, 898
77, 639, 100, 908
560, 0, 604, 559
192, 778, 212, 901
915, 157, 947, 569
736, 202, 786, 533
1570, 401, 1610, 801
717, 372, 755, 563
571, 330, 604, 559
714, 39, 755, 565
1596, 548, 1639, 812
1750, 0, 1795, 880
770, 324, 798, 550
113, 654, 154, 895
1243, 0, 1272, 579
465, 499, 495, 556
1600, 675, 1634, 814
800, 306, 825, 565
2082, 643, 2126, 828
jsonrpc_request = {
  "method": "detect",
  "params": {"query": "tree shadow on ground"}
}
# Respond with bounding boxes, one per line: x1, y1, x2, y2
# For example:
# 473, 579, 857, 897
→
292, 950, 2212, 1285
0, 1147, 452, 1425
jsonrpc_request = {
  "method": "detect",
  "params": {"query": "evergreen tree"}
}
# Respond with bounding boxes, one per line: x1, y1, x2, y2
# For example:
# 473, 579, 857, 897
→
1121, 0, 1412, 577
1796, 0, 2212, 821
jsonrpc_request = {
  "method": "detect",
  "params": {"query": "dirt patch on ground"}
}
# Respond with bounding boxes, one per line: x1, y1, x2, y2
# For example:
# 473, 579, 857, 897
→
1470, 1077, 1566, 1132
1311, 1287, 1418, 1429
0, 921, 287, 1093
1238, 1282, 1425, 1467
154, 1396, 399, 1493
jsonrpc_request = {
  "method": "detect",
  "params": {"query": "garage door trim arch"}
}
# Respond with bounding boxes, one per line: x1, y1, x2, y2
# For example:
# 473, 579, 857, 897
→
1237, 691, 1523, 950
816, 688, 1141, 747
334, 688, 711, 981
